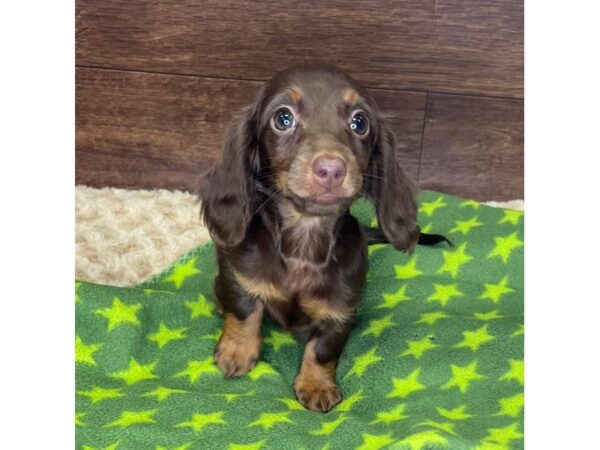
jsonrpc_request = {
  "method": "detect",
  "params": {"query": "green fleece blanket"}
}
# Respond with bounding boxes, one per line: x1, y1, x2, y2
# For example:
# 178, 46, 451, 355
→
75, 191, 524, 450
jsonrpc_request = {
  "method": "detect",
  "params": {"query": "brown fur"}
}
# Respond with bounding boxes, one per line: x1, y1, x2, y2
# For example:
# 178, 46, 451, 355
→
199, 63, 419, 412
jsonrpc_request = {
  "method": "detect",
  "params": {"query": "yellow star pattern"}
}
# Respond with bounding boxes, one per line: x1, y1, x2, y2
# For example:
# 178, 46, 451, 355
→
451, 217, 483, 235
165, 258, 200, 289
499, 359, 524, 385
78, 386, 123, 404
487, 232, 523, 263
368, 243, 388, 256
415, 419, 457, 435
460, 199, 480, 209
437, 243, 473, 278
479, 276, 514, 303
142, 386, 187, 401
277, 397, 306, 411
147, 322, 187, 349
337, 388, 365, 412
474, 310, 503, 321
498, 209, 523, 225
361, 314, 395, 337
370, 403, 409, 424
397, 430, 449, 450
156, 444, 192, 450
111, 358, 159, 385
400, 336, 438, 359
454, 325, 495, 352
75, 335, 102, 366
75, 411, 86, 427
106, 409, 157, 428
436, 404, 473, 420
202, 330, 223, 341
441, 361, 486, 393
387, 369, 426, 398
184, 294, 214, 319
415, 311, 450, 326
82, 443, 119, 450
346, 347, 383, 378
248, 362, 279, 381
176, 411, 226, 432
175, 357, 219, 383
427, 283, 464, 306
95, 297, 141, 332
310, 414, 346, 435
482, 423, 524, 446
356, 433, 394, 450
228, 441, 267, 450
248, 411, 294, 429
213, 391, 255, 403
420, 196, 447, 217
494, 392, 524, 417
511, 324, 525, 337
394, 257, 423, 279
378, 284, 411, 309
420, 223, 433, 233
75, 281, 82, 303
264, 330, 296, 351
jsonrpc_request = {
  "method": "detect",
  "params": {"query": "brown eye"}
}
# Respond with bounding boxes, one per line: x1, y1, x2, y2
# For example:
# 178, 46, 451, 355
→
350, 112, 369, 135
273, 108, 296, 131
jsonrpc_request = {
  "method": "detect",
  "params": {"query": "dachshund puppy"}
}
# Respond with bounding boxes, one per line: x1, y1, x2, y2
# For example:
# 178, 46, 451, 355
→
199, 63, 441, 412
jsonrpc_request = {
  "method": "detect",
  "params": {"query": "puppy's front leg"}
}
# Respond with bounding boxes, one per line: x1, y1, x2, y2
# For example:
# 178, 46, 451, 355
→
214, 293, 264, 378
294, 324, 350, 412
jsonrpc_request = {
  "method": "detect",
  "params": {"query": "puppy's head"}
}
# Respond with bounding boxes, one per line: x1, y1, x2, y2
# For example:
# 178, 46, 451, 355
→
200, 64, 419, 251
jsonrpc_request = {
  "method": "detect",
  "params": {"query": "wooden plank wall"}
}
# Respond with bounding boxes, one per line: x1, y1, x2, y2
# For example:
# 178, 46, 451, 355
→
76, 0, 523, 201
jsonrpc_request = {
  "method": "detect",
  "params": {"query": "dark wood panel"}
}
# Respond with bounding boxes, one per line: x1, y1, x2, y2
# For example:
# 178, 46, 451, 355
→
76, 67, 262, 190
76, 67, 425, 191
418, 94, 523, 201
76, 0, 522, 98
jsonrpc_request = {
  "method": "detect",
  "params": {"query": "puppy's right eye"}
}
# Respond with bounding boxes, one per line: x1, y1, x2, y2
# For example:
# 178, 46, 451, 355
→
273, 108, 296, 131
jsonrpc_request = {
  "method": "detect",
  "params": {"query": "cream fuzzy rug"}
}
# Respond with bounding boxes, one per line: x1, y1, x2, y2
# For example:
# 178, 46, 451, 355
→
75, 186, 523, 287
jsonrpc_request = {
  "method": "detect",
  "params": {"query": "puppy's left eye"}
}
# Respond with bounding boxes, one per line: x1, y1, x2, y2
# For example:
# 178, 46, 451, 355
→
350, 112, 369, 135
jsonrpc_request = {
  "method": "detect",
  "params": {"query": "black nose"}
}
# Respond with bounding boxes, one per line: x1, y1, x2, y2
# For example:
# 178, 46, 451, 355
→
311, 156, 347, 189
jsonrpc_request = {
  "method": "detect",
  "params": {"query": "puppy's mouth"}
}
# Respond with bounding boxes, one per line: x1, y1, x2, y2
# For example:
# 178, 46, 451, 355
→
310, 191, 341, 205
286, 190, 356, 216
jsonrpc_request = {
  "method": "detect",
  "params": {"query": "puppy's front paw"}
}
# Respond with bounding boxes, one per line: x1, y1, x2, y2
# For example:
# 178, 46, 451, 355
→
214, 335, 260, 377
294, 376, 342, 412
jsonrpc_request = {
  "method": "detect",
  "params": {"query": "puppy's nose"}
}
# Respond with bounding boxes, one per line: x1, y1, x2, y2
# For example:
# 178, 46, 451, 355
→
312, 156, 347, 189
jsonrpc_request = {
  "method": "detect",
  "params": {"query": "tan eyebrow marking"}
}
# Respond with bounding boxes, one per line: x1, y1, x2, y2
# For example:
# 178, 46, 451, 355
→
283, 85, 303, 104
343, 88, 359, 105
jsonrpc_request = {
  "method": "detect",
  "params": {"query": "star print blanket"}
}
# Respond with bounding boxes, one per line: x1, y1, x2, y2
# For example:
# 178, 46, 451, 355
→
75, 190, 524, 450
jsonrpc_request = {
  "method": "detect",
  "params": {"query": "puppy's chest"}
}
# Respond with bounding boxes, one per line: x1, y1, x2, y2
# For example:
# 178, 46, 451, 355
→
277, 223, 332, 292
234, 222, 336, 321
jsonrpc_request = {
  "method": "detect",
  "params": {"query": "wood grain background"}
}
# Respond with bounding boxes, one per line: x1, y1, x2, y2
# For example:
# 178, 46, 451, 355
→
76, 0, 523, 200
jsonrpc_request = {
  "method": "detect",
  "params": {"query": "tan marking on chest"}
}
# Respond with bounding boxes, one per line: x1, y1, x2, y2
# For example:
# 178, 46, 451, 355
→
233, 270, 288, 302
300, 297, 352, 324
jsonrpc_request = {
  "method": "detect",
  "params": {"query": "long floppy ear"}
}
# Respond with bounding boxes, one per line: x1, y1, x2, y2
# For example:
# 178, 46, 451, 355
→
364, 121, 420, 253
199, 96, 262, 247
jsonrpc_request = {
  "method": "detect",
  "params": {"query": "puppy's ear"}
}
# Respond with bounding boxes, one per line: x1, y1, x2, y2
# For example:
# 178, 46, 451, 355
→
364, 121, 419, 253
199, 93, 263, 247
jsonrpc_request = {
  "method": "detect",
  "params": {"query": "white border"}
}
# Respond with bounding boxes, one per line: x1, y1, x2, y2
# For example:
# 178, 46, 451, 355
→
0, 1, 74, 448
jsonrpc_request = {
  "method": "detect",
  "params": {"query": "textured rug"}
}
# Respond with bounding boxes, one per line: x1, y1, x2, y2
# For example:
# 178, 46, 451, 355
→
75, 190, 524, 450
